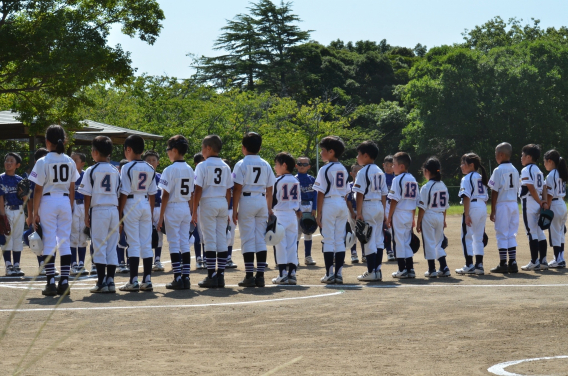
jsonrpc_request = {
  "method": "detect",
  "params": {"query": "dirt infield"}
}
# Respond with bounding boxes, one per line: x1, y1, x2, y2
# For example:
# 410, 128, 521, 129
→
1, 214, 568, 375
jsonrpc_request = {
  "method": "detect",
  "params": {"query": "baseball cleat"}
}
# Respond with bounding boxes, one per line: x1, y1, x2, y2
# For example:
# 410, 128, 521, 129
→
407, 269, 416, 278
376, 270, 383, 281
42, 283, 58, 296
508, 261, 519, 273
152, 261, 165, 272
57, 283, 71, 296
438, 268, 451, 277
321, 274, 335, 284
226, 259, 238, 268
70, 264, 78, 276
288, 275, 297, 285
255, 275, 265, 287
183, 277, 191, 289
5, 265, 16, 277
139, 282, 153, 291
474, 266, 485, 275
490, 264, 509, 274
238, 276, 256, 287
76, 264, 88, 276
90, 264, 97, 275
357, 271, 378, 281
198, 276, 219, 288
38, 265, 46, 276
387, 251, 396, 261
107, 282, 116, 293
455, 265, 475, 275
166, 278, 185, 290
272, 275, 289, 285
304, 256, 317, 265
90, 283, 109, 293
424, 270, 438, 278
196, 258, 205, 270
547, 259, 559, 268
119, 282, 140, 292
217, 273, 225, 288
117, 262, 129, 273
351, 255, 359, 263
334, 275, 343, 284
558, 261, 566, 268
14, 265, 25, 276
392, 269, 408, 279
521, 261, 540, 271
362, 256, 367, 263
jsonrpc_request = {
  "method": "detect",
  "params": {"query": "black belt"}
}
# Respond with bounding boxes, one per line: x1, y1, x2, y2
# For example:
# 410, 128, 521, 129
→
127, 194, 147, 199
325, 196, 345, 198
471, 199, 477, 202
6, 205, 21, 210
552, 198, 559, 201
75, 199, 84, 205
43, 193, 68, 197
243, 192, 264, 197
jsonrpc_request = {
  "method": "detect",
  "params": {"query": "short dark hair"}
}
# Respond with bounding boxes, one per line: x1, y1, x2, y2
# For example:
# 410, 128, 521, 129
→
202, 135, 222, 153
522, 144, 541, 162
193, 153, 205, 165
274, 152, 295, 174
384, 155, 394, 163
356, 141, 379, 161
142, 150, 160, 161
393, 152, 411, 169
119, 159, 129, 169
5, 152, 22, 165
242, 132, 262, 154
92, 136, 113, 158
166, 135, 189, 156
124, 135, 145, 155
71, 152, 86, 163
34, 148, 48, 161
319, 136, 345, 158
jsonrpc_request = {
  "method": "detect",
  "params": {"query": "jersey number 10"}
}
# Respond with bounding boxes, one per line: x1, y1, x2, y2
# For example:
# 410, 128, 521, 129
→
52, 164, 69, 183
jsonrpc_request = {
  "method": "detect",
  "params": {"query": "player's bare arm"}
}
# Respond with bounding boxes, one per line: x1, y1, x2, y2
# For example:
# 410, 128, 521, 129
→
386, 199, 398, 228
26, 198, 33, 226
0, 196, 5, 216
416, 208, 424, 233
118, 193, 127, 231
192, 185, 203, 225
232, 183, 242, 224
490, 190, 498, 222
463, 196, 472, 227
69, 182, 75, 208
84, 195, 91, 228
266, 186, 274, 216
443, 210, 447, 228
381, 195, 386, 214
316, 191, 324, 228
355, 193, 364, 221
526, 184, 542, 205
32, 183, 43, 228
158, 190, 169, 231
541, 185, 550, 208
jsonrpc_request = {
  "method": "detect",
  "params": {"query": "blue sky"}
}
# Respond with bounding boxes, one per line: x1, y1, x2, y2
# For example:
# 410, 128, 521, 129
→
108, 0, 568, 78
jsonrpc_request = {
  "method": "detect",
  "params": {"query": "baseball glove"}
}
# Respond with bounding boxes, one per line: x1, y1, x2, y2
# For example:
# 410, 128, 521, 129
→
441, 235, 448, 249
538, 208, 555, 230
355, 219, 372, 245
410, 231, 420, 254
17, 178, 31, 201
0, 214, 11, 236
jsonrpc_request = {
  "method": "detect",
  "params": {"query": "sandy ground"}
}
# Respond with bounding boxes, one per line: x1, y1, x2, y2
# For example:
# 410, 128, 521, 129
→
1, 214, 568, 376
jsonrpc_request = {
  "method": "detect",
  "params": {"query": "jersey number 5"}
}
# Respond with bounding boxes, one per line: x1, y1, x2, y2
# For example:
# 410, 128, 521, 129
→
180, 178, 190, 195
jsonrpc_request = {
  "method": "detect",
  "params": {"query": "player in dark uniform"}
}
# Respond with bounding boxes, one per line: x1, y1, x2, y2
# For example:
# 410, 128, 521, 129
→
295, 157, 317, 265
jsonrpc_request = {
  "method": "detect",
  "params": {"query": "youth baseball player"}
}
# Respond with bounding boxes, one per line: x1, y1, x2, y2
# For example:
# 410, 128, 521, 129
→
488, 142, 520, 274
313, 136, 350, 284
353, 141, 388, 282
271, 153, 301, 285
118, 135, 157, 292
30, 125, 80, 296
347, 164, 362, 263
70, 152, 89, 276
295, 157, 317, 265
383, 155, 396, 261
158, 135, 195, 290
80, 136, 121, 293
143, 151, 165, 272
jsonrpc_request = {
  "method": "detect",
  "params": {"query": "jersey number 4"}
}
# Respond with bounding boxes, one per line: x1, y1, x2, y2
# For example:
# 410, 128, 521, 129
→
101, 174, 112, 192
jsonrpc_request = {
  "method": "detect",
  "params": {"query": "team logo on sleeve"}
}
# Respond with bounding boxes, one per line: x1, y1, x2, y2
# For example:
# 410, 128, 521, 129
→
159, 179, 168, 186
314, 182, 320, 186
31, 171, 37, 178
389, 190, 395, 194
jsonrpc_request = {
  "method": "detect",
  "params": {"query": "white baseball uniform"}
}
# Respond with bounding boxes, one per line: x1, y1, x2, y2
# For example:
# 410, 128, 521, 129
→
30, 152, 80, 256
488, 162, 520, 249
70, 172, 89, 248
159, 160, 194, 254
388, 172, 420, 259
459, 171, 489, 256
418, 180, 449, 260
352, 164, 388, 255
272, 174, 301, 265
520, 164, 546, 243
120, 160, 157, 258
545, 169, 567, 248
195, 156, 233, 252
233, 155, 275, 253
313, 162, 350, 253
78, 162, 120, 265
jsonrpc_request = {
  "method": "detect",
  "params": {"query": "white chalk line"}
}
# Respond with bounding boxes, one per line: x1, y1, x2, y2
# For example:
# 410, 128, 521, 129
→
488, 355, 568, 376
0, 291, 343, 313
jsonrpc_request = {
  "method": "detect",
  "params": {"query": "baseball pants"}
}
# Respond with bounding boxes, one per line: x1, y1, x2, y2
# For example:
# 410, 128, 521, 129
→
70, 203, 89, 248
39, 195, 72, 256
392, 209, 414, 259
238, 194, 268, 254
3, 207, 24, 252
164, 202, 192, 254
200, 197, 229, 253
549, 200, 568, 247
360, 200, 384, 256
321, 197, 349, 253
274, 210, 298, 265
152, 206, 163, 247
461, 203, 487, 256
495, 201, 519, 249
421, 211, 446, 260
522, 198, 546, 242
90, 206, 119, 265
123, 197, 153, 258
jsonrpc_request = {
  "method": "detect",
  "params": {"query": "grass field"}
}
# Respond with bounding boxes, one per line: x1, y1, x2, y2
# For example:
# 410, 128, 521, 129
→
1, 213, 568, 375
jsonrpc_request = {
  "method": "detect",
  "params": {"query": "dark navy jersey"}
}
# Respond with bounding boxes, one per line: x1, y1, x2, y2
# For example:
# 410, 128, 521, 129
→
0, 173, 24, 206
154, 172, 162, 205
347, 182, 356, 208
74, 171, 85, 200
295, 173, 316, 210
29, 180, 35, 199
385, 173, 395, 190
